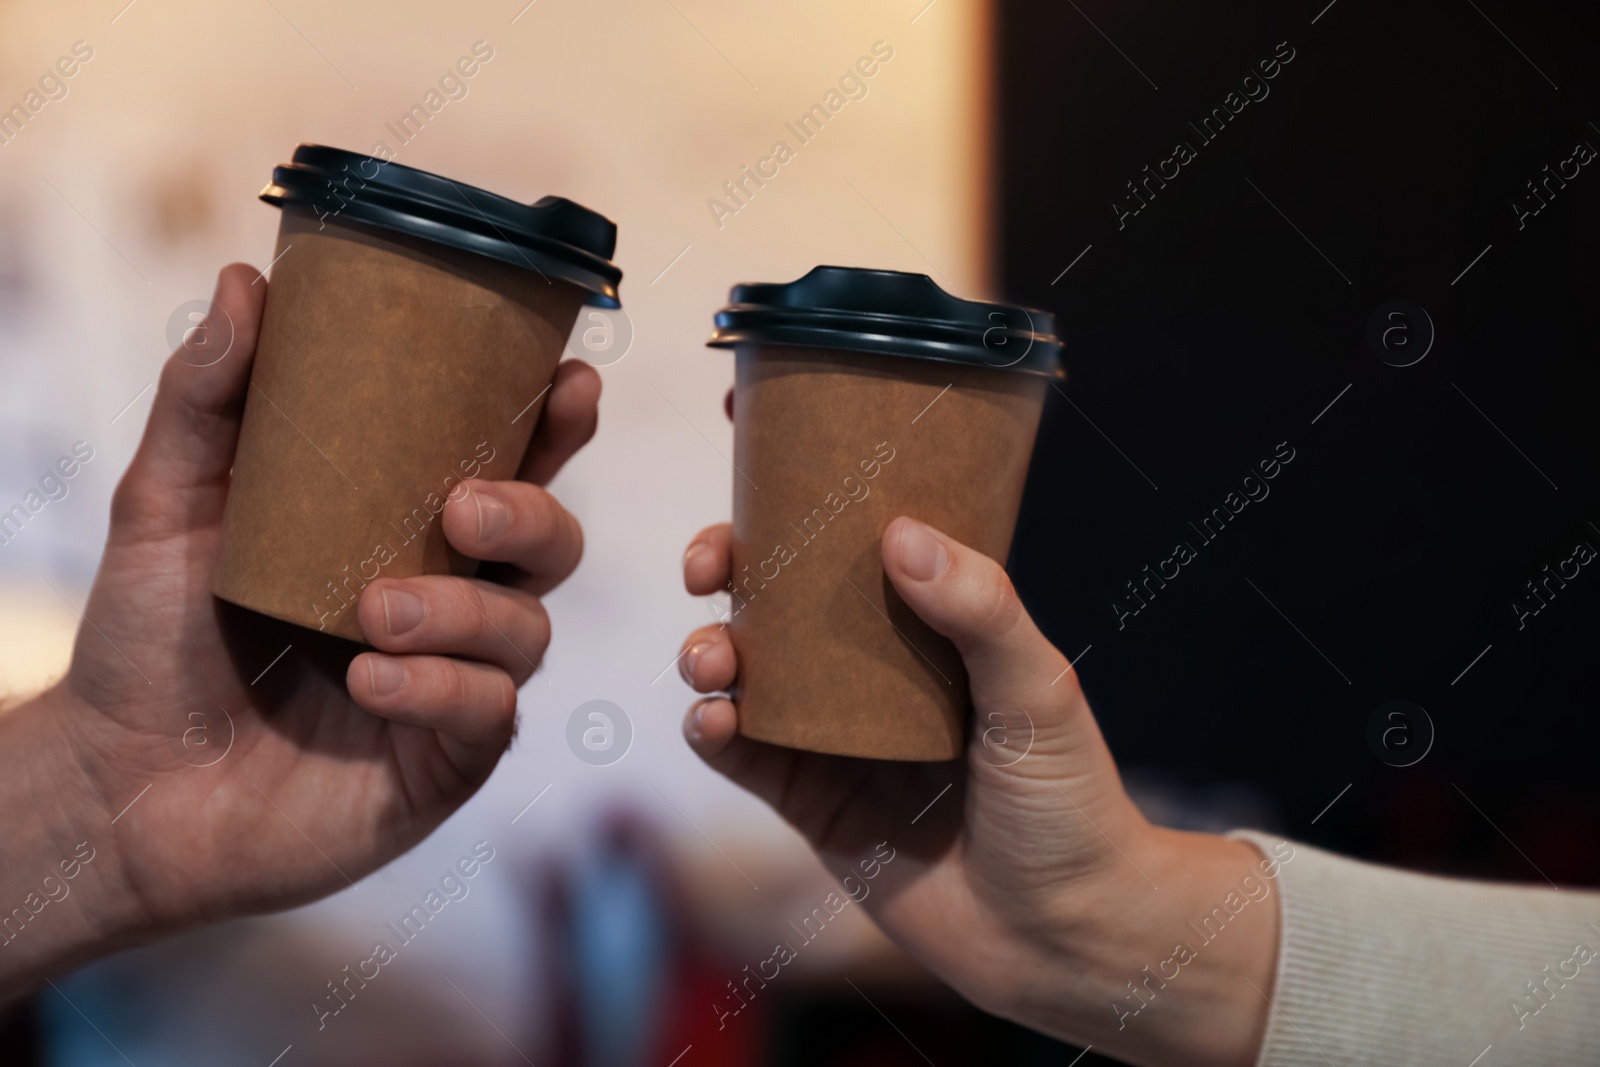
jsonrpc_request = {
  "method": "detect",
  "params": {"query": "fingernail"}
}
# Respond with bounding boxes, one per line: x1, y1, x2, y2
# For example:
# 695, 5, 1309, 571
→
474, 486, 511, 542
897, 519, 949, 581
691, 700, 708, 739
367, 657, 406, 697
382, 588, 426, 636
684, 542, 710, 572
680, 643, 706, 685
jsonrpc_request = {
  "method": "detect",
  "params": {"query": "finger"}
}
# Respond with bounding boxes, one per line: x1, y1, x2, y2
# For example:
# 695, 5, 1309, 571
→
110, 264, 266, 541
684, 523, 733, 595
881, 517, 1139, 886
723, 386, 734, 423
682, 697, 801, 813
519, 360, 601, 486
357, 576, 549, 686
685, 696, 739, 753
881, 517, 1089, 740
347, 652, 517, 778
682, 697, 955, 861
677, 624, 736, 692
441, 480, 583, 597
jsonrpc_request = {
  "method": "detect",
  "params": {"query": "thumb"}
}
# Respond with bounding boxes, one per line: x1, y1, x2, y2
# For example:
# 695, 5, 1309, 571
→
881, 516, 1089, 755
883, 518, 1146, 903
111, 264, 265, 541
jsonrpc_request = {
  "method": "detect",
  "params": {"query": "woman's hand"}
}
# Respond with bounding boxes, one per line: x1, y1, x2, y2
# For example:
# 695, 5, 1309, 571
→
679, 515, 1281, 1067
0, 264, 596, 997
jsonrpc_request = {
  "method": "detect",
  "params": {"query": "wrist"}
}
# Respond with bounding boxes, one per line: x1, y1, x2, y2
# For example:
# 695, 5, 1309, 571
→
1003, 827, 1279, 1067
0, 684, 148, 1001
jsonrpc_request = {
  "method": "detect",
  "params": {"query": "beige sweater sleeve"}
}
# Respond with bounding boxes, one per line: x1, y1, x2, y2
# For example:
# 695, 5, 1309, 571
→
1231, 830, 1600, 1066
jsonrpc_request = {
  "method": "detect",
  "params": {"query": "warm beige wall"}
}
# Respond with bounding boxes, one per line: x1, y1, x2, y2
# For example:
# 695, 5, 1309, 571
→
0, 0, 991, 696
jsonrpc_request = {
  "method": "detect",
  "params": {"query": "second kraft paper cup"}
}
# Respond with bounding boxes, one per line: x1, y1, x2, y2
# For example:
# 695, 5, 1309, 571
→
707, 266, 1064, 761
211, 145, 622, 642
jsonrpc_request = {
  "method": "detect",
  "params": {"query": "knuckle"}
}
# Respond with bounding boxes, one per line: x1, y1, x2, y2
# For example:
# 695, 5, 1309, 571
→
491, 675, 519, 726
107, 471, 145, 526
159, 352, 228, 420
454, 579, 493, 636
107, 470, 163, 537
465, 664, 518, 740
966, 561, 1023, 634
503, 591, 550, 666
156, 349, 188, 388
526, 597, 553, 652
444, 659, 472, 710
515, 486, 561, 545
511, 488, 584, 570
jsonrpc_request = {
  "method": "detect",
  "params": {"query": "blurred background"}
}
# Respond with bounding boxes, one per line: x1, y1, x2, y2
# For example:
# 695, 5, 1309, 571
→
2, 0, 1599, 1064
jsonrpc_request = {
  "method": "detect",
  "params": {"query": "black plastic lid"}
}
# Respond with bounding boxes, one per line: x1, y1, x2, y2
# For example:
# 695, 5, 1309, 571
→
707, 266, 1062, 376
260, 144, 622, 307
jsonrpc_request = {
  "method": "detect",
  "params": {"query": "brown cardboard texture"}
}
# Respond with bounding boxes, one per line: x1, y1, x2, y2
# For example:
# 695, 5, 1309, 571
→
212, 207, 585, 641
729, 344, 1047, 761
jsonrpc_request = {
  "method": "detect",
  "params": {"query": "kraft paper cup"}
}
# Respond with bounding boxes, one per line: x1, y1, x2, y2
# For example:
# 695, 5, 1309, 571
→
211, 145, 622, 642
707, 267, 1064, 761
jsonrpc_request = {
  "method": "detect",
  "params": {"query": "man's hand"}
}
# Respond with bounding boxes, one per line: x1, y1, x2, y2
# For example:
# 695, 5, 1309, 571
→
679, 513, 1281, 1067
0, 264, 597, 996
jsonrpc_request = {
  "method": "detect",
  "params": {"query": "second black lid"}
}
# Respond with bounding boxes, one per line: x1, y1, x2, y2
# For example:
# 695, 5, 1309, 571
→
708, 266, 1062, 376
261, 144, 623, 307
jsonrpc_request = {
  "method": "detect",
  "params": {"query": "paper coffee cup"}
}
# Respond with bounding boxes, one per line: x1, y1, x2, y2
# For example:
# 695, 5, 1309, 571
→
708, 267, 1063, 761
211, 145, 622, 642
